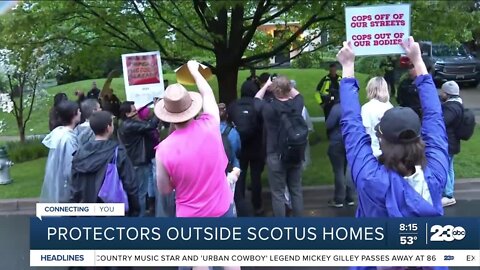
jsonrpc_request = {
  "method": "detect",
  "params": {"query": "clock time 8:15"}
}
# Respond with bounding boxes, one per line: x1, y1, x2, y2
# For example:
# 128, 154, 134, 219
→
400, 223, 418, 232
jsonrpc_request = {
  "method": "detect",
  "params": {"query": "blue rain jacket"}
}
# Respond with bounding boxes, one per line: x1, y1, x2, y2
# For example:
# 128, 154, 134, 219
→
340, 75, 449, 270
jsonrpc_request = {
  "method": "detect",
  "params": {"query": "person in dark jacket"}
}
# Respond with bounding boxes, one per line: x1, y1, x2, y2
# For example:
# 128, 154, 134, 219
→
48, 93, 68, 131
71, 111, 140, 216
396, 64, 422, 118
228, 80, 265, 216
118, 101, 160, 217
137, 106, 161, 216
315, 63, 341, 120
102, 91, 121, 118
337, 37, 448, 224
440, 81, 463, 207
86, 81, 100, 100
255, 76, 305, 217
380, 56, 396, 98
325, 89, 354, 208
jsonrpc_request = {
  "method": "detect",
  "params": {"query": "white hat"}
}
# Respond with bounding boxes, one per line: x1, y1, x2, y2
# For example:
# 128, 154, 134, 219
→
441, 81, 460, 96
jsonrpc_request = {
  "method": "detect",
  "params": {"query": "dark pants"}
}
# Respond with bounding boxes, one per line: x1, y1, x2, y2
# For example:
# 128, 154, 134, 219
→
322, 102, 334, 121
385, 74, 395, 97
235, 146, 265, 216
267, 154, 303, 217
328, 141, 354, 203
134, 165, 150, 217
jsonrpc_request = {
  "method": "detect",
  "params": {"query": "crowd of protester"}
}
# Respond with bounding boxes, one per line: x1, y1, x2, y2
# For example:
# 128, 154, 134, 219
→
42, 37, 472, 225
39, 36, 476, 270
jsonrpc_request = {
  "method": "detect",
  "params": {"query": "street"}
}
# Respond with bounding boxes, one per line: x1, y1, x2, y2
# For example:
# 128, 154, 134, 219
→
451, 85, 480, 122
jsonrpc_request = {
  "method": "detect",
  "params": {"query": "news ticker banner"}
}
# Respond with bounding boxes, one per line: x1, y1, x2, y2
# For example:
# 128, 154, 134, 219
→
30, 208, 480, 267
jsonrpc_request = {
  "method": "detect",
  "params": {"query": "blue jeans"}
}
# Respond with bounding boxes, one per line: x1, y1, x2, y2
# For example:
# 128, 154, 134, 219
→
134, 165, 150, 217
147, 159, 156, 197
444, 155, 455, 198
153, 158, 176, 217
221, 203, 236, 217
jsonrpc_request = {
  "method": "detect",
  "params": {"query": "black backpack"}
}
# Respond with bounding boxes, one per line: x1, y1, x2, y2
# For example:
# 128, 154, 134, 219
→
232, 98, 259, 141
272, 100, 309, 165
456, 107, 476, 141
221, 125, 234, 172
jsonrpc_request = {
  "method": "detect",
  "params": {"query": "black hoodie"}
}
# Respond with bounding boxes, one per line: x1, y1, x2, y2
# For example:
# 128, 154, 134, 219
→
71, 139, 140, 216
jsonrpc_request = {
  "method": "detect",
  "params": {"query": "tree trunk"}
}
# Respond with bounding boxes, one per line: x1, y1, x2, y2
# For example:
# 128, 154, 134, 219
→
216, 65, 239, 105
17, 120, 25, 143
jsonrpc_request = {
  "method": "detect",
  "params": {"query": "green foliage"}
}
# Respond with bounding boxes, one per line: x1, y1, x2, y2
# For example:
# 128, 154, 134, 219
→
4, 138, 49, 163
410, 0, 479, 44
355, 56, 387, 78
292, 54, 314, 69
292, 51, 337, 69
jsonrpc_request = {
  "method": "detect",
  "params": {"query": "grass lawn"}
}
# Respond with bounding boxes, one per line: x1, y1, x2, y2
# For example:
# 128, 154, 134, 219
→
0, 69, 479, 199
0, 157, 46, 199
0, 69, 372, 136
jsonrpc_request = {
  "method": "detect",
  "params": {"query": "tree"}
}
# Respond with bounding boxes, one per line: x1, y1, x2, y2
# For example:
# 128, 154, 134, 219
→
0, 2, 60, 142
12, 0, 343, 104
0, 48, 53, 142
3, 0, 479, 105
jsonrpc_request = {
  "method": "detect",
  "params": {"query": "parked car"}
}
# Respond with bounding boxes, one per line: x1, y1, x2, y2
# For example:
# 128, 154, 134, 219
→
420, 41, 480, 87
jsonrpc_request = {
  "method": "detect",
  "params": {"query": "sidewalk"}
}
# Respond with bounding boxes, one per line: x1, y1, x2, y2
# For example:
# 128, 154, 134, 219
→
2, 178, 479, 216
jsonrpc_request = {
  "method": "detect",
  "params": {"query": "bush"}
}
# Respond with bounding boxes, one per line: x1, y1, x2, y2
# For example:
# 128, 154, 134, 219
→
292, 54, 313, 68
5, 138, 49, 163
356, 56, 388, 78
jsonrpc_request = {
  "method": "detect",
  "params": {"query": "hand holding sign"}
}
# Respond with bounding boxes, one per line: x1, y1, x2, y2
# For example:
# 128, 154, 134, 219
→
400, 37, 421, 65
401, 36, 429, 76
187, 60, 201, 74
336, 41, 356, 67
337, 41, 356, 78
175, 61, 213, 85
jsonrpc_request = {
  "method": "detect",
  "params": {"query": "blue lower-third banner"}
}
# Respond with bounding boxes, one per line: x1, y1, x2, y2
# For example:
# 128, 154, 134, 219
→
29, 217, 480, 267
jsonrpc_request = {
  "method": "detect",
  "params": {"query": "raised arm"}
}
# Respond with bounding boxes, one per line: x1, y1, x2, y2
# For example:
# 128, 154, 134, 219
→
401, 37, 448, 185
187, 60, 219, 123
336, 42, 379, 186
255, 77, 272, 100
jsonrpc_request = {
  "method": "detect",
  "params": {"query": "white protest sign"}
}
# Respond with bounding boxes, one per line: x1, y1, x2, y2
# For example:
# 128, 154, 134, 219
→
121, 51, 164, 108
345, 4, 411, 56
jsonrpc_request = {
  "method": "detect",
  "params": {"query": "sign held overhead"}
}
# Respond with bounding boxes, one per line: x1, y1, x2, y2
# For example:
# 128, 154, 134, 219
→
345, 4, 411, 56
121, 51, 165, 108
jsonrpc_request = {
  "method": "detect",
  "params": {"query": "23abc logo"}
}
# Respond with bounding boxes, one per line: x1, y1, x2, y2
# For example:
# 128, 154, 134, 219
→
430, 225, 466, 242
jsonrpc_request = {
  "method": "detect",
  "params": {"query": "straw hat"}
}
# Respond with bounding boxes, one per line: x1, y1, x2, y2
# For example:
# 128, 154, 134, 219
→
154, 84, 202, 123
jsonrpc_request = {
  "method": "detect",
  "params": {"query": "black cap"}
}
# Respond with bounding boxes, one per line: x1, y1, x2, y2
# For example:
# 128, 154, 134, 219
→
375, 107, 421, 144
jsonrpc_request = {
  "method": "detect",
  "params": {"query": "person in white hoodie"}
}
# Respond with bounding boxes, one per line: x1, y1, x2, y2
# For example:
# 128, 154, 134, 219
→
361, 77, 394, 158
41, 100, 81, 203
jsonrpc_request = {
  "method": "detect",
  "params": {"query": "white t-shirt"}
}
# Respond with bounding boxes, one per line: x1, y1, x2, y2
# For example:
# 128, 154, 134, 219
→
361, 99, 393, 158
404, 166, 433, 205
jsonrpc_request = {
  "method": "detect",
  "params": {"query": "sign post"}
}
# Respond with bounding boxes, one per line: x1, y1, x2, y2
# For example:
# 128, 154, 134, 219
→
121, 51, 164, 108
345, 4, 411, 56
